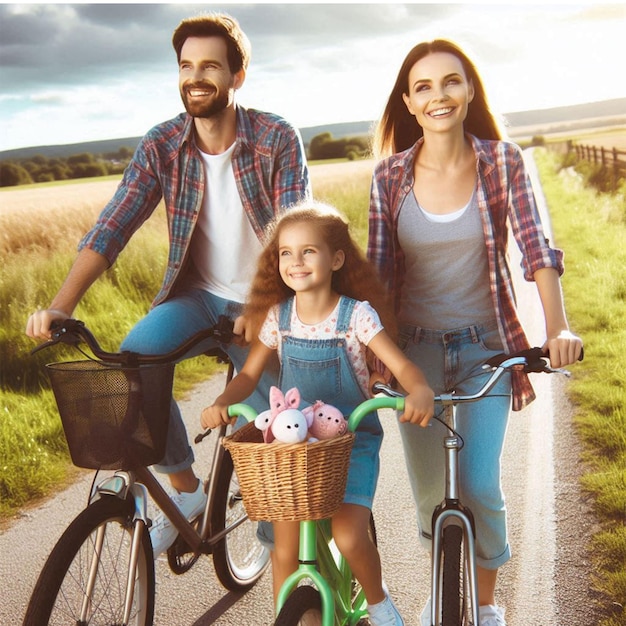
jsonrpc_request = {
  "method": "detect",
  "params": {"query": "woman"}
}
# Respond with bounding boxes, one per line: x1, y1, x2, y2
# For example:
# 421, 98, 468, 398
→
367, 39, 583, 626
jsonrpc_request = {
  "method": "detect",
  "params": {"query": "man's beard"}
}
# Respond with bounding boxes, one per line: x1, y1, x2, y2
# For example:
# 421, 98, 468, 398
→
180, 83, 230, 118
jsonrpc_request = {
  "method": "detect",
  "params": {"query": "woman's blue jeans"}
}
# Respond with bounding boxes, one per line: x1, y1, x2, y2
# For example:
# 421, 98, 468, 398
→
120, 288, 279, 474
397, 321, 512, 570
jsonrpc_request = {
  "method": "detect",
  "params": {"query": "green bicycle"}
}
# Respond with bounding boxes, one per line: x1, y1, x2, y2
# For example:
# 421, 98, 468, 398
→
224, 396, 404, 626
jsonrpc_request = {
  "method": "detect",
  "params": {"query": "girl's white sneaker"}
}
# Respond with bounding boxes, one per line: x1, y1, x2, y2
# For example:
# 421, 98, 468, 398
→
367, 593, 405, 626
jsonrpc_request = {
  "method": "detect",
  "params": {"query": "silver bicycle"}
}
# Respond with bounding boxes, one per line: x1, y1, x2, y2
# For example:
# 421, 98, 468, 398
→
374, 346, 580, 626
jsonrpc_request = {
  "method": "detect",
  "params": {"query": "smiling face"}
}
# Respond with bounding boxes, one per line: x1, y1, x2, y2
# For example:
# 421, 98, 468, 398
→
402, 51, 475, 134
178, 36, 244, 118
277, 221, 345, 296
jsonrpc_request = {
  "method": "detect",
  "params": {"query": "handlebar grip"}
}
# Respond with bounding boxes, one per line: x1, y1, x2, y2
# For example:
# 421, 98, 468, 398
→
228, 403, 257, 423
486, 345, 584, 373
29, 318, 83, 355
214, 315, 235, 343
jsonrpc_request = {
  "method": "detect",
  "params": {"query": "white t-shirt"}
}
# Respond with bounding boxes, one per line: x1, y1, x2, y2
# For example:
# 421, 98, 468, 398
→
188, 143, 263, 303
259, 298, 384, 395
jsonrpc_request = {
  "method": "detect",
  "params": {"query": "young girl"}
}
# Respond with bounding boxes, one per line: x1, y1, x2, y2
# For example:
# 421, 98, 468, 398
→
368, 40, 583, 626
202, 201, 434, 626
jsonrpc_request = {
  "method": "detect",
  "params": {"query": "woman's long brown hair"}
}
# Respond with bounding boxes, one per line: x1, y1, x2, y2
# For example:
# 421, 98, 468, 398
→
373, 39, 502, 158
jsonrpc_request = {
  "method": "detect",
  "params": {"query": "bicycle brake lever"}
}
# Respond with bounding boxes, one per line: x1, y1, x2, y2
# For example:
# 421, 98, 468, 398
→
214, 315, 235, 343
194, 429, 212, 444
543, 365, 572, 378
29, 319, 83, 355
30, 339, 57, 355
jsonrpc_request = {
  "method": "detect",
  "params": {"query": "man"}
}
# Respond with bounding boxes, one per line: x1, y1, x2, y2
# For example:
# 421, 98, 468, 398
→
26, 13, 310, 556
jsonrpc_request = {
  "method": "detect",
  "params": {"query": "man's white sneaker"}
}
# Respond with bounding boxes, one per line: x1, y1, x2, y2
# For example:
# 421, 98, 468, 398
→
367, 593, 405, 626
479, 604, 506, 626
150, 480, 206, 557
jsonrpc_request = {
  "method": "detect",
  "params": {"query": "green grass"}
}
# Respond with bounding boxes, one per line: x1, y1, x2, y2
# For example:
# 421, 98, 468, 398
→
1, 156, 624, 620
535, 148, 626, 625
0, 205, 224, 514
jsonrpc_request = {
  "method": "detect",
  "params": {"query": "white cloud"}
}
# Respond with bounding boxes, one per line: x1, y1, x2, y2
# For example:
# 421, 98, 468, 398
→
1, 2, 624, 151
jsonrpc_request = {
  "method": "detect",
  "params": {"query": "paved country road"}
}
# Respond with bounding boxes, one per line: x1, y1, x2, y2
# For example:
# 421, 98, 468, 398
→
0, 153, 604, 625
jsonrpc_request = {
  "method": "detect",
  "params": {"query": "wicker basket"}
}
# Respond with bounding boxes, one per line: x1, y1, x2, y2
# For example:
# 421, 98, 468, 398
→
223, 422, 355, 522
46, 360, 174, 470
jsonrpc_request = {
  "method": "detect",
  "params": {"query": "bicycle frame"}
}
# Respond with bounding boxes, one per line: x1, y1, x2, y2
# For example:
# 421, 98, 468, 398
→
275, 518, 367, 626
373, 355, 538, 626
24, 318, 272, 626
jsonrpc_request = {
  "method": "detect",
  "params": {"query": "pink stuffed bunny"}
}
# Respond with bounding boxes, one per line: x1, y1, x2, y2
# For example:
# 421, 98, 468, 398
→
302, 400, 347, 440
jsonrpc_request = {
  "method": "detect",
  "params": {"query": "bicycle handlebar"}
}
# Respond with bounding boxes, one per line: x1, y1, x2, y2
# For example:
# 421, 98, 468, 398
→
372, 346, 583, 406
227, 395, 405, 435
30, 316, 235, 366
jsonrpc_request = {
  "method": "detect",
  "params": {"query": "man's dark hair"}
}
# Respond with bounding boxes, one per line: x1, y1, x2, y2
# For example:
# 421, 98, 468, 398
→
172, 13, 251, 73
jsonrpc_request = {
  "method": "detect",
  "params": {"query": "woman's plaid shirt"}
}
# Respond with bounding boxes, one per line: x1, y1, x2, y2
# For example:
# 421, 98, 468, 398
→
367, 134, 564, 410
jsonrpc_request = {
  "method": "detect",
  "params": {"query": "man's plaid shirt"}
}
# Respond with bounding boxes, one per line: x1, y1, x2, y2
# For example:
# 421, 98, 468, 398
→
79, 106, 310, 307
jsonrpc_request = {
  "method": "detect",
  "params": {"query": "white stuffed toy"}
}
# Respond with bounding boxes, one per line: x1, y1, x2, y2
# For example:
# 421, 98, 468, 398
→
255, 387, 346, 444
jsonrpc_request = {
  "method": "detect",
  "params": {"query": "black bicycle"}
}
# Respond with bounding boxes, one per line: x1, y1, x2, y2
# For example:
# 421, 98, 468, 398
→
23, 317, 270, 626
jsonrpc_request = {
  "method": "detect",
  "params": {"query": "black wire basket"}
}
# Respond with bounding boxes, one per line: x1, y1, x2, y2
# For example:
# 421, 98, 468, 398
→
46, 360, 175, 470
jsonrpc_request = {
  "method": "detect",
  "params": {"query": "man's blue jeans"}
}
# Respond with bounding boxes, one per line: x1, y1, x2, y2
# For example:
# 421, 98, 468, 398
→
120, 288, 278, 474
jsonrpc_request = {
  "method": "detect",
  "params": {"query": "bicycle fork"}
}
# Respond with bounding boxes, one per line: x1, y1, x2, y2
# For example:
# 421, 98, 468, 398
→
85, 472, 151, 626
430, 418, 480, 626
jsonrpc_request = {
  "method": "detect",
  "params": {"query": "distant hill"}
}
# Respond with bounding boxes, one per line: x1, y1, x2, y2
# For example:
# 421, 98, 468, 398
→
2, 98, 624, 161
503, 97, 626, 138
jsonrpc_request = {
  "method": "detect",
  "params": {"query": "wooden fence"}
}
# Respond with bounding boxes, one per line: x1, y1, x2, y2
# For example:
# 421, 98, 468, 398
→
572, 143, 626, 190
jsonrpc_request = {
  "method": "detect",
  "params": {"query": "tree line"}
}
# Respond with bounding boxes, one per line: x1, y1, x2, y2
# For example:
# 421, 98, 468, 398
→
0, 147, 134, 187
0, 132, 370, 187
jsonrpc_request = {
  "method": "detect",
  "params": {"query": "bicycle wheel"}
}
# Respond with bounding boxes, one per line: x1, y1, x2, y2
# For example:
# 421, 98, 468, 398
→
441, 524, 463, 626
23, 496, 154, 626
211, 446, 270, 592
274, 585, 322, 626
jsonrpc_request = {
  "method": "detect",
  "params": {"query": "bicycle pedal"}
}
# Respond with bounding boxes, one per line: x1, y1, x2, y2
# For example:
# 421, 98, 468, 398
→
169, 534, 192, 557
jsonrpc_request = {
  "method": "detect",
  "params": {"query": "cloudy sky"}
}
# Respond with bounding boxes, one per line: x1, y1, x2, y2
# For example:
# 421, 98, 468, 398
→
1, 2, 624, 152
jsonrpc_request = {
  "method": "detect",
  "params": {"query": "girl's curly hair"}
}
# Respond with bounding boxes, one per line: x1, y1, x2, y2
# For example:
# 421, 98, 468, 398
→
244, 201, 397, 338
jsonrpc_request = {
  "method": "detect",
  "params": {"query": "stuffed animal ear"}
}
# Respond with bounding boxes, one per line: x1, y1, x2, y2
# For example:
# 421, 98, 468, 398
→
254, 409, 275, 443
302, 406, 314, 428
284, 387, 301, 409
269, 385, 286, 416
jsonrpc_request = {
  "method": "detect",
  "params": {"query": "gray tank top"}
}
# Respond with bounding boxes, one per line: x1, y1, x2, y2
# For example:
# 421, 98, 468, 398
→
397, 190, 496, 330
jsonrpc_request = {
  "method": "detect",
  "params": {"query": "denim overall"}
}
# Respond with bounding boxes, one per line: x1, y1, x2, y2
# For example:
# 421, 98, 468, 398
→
278, 296, 384, 509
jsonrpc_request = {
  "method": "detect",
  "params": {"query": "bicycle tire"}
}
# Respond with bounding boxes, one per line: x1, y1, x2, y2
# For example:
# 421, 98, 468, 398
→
23, 495, 154, 626
274, 585, 323, 626
211, 446, 270, 592
441, 524, 464, 626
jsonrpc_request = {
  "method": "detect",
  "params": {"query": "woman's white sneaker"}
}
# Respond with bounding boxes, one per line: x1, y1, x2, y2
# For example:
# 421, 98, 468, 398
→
479, 604, 506, 626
